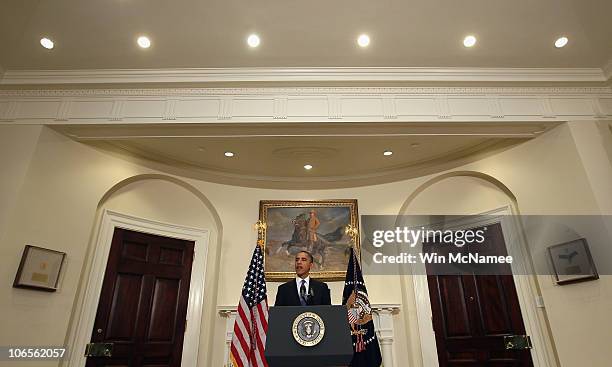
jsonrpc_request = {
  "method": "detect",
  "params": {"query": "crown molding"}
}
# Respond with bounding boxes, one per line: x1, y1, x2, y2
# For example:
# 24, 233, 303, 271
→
0, 67, 607, 85
0, 86, 611, 98
1, 86, 610, 125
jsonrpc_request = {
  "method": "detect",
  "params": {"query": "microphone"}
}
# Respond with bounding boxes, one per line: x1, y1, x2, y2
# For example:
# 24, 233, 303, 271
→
307, 287, 314, 304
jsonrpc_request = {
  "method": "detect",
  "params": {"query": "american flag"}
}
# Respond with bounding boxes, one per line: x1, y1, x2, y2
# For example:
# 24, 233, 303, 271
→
230, 243, 269, 367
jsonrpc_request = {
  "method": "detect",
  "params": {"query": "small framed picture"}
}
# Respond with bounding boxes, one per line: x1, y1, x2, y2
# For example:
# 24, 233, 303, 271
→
547, 238, 599, 285
13, 245, 66, 292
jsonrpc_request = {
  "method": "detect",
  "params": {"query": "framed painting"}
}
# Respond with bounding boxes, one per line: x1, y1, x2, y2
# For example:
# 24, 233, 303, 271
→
13, 245, 66, 292
259, 199, 359, 281
547, 238, 599, 285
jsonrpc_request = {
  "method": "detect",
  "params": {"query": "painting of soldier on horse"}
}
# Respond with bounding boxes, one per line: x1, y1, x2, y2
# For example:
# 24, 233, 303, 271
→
259, 200, 359, 281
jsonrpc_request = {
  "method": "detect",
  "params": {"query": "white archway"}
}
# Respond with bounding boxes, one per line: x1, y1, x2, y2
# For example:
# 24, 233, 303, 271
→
397, 171, 556, 367
64, 175, 223, 367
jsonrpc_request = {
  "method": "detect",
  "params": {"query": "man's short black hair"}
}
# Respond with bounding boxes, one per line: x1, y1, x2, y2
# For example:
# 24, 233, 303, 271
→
296, 250, 314, 263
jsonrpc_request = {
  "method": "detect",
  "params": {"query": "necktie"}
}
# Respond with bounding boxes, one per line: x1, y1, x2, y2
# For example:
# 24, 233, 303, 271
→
300, 280, 307, 306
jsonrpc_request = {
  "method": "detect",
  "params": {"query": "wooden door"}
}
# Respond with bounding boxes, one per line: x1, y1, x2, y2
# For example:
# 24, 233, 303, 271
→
86, 228, 195, 367
426, 223, 534, 367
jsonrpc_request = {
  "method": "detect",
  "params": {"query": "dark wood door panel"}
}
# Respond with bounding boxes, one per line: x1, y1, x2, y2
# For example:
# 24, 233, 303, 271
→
86, 228, 194, 367
446, 349, 479, 365
473, 275, 514, 336
147, 278, 181, 342
433, 275, 473, 338
105, 273, 144, 341
158, 246, 185, 266
121, 241, 149, 262
427, 223, 534, 367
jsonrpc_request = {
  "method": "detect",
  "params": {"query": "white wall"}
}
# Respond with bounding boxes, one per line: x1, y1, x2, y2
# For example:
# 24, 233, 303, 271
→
0, 121, 611, 367
0, 125, 42, 244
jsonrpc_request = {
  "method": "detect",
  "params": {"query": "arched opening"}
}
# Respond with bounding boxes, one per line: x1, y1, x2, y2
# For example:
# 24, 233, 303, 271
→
396, 171, 554, 367
65, 174, 224, 367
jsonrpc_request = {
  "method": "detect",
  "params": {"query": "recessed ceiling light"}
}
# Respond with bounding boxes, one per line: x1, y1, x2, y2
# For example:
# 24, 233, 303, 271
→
357, 34, 370, 48
555, 36, 568, 48
224, 151, 235, 157
410, 143, 421, 148
463, 35, 477, 48
40, 37, 54, 50
247, 34, 260, 48
304, 164, 313, 170
137, 36, 151, 49
383, 150, 393, 156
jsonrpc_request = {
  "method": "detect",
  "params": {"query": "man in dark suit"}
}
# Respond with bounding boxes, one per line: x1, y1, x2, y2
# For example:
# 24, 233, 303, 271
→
274, 250, 331, 306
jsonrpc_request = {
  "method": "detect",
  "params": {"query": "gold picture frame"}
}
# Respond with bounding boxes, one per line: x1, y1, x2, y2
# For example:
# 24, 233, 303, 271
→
259, 199, 359, 281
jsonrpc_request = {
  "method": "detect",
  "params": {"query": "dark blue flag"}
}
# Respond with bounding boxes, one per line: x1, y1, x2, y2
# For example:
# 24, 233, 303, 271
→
342, 247, 382, 367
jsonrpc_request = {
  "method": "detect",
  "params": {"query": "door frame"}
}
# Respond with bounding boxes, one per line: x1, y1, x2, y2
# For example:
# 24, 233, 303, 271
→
411, 206, 555, 367
65, 209, 209, 367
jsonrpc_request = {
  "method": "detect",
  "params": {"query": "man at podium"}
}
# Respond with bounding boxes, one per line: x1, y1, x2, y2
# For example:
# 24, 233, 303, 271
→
274, 250, 331, 306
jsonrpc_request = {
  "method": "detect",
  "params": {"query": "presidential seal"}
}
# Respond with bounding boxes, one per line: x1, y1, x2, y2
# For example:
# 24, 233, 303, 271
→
292, 312, 325, 347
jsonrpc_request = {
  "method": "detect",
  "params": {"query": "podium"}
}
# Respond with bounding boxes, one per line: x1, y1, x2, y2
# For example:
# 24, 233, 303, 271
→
265, 305, 353, 367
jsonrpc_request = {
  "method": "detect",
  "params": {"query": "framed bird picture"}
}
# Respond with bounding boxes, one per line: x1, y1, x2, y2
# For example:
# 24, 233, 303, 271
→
547, 238, 599, 285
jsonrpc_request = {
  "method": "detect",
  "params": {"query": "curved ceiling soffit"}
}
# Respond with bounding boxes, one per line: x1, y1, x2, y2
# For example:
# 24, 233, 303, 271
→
101, 139, 517, 189
125, 141, 496, 179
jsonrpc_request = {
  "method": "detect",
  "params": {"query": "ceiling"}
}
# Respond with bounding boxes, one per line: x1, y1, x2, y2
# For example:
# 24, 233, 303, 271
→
1, 0, 611, 72
54, 121, 559, 188
2, 1, 602, 188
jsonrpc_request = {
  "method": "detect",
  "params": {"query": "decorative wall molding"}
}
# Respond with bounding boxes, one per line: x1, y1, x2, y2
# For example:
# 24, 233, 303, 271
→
487, 97, 504, 119
372, 304, 401, 367
109, 100, 124, 121
1, 86, 610, 125
55, 99, 72, 121
218, 97, 233, 120
382, 97, 397, 119
539, 97, 556, 118
273, 96, 288, 119
218, 304, 400, 367
1, 86, 611, 97
327, 95, 342, 119
435, 97, 451, 119
590, 98, 606, 118
603, 59, 612, 81
162, 99, 178, 120
0, 101, 18, 122
0, 67, 607, 85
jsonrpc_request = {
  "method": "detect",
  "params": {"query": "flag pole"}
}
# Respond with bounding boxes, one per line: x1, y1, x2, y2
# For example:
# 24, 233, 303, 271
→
345, 224, 358, 254
255, 220, 267, 248
252, 220, 267, 353
345, 224, 358, 295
